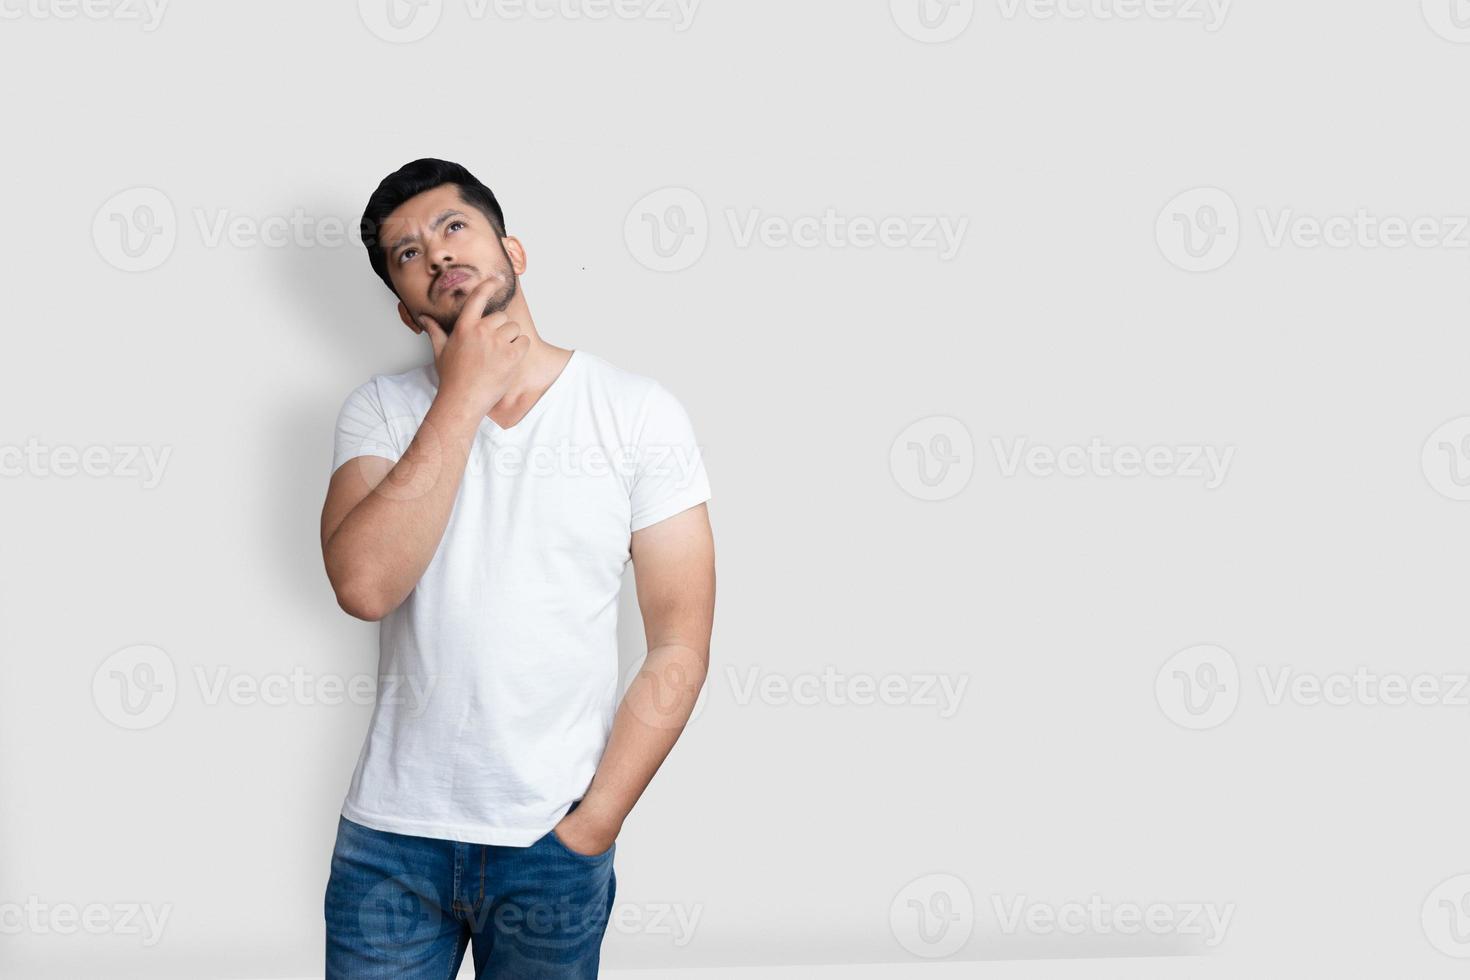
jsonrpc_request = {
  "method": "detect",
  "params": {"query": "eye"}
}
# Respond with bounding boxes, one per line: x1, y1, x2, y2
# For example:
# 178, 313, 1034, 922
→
397, 247, 418, 264
447, 220, 466, 234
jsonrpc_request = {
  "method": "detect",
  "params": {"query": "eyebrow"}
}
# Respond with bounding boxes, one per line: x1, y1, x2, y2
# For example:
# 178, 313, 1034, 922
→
387, 209, 469, 256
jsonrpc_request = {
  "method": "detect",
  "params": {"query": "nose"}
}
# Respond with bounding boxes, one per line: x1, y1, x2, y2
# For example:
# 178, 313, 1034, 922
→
430, 248, 455, 271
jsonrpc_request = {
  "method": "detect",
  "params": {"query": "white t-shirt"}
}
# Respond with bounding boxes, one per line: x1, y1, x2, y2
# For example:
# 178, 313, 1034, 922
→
329, 349, 711, 846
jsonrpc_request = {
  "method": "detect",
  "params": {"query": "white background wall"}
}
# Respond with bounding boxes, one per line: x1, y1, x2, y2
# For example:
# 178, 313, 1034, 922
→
2, 1, 1469, 976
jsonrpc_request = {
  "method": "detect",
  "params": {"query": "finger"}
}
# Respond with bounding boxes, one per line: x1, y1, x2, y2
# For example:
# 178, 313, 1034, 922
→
455, 278, 502, 331
419, 315, 449, 359
496, 319, 522, 342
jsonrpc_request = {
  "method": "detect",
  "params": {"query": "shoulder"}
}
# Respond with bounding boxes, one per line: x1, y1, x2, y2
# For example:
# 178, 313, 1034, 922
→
575, 352, 702, 449
339, 363, 436, 408
574, 352, 701, 446
573, 350, 657, 392
377, 362, 437, 398
572, 350, 674, 410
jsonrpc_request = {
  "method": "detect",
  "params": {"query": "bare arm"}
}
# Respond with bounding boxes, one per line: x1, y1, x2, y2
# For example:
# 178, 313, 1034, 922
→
320, 394, 484, 621
552, 502, 716, 855
321, 279, 528, 621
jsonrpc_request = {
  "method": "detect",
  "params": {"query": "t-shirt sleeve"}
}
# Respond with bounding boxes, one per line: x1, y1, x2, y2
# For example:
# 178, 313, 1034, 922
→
331, 379, 404, 475
629, 382, 712, 532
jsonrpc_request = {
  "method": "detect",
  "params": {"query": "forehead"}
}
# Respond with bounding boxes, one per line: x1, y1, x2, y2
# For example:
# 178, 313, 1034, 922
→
381, 184, 468, 235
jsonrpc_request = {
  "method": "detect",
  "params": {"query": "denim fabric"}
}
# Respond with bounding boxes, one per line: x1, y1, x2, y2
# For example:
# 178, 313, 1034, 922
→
324, 801, 616, 979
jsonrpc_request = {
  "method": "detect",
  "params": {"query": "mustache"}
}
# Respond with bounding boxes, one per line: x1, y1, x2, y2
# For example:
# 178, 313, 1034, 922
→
430, 265, 477, 300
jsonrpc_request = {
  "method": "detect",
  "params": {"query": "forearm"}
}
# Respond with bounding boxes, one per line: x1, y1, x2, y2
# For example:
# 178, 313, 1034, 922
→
578, 638, 709, 833
324, 393, 483, 619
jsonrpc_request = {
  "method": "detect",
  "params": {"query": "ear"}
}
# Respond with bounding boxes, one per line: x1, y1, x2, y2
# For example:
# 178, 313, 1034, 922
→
502, 236, 528, 275
397, 301, 421, 334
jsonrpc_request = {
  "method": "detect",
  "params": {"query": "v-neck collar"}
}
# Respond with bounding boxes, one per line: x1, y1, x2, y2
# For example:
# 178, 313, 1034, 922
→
427, 349, 579, 437
487, 348, 579, 434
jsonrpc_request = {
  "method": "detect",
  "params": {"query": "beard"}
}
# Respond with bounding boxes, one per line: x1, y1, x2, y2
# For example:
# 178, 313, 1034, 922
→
432, 266, 519, 335
478, 271, 518, 318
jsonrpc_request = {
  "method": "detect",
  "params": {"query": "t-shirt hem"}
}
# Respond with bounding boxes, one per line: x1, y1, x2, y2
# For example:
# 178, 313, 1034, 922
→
330, 447, 402, 477
340, 799, 559, 848
630, 490, 712, 533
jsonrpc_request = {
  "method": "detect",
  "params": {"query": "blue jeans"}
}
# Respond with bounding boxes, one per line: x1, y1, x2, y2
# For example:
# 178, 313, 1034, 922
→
324, 800, 617, 979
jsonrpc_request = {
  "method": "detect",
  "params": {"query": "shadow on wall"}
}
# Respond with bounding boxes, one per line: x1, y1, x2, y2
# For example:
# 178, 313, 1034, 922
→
263, 192, 425, 624
275, 192, 418, 371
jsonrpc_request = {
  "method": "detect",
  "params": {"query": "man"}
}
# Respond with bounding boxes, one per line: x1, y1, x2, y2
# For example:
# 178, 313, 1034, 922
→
319, 158, 715, 978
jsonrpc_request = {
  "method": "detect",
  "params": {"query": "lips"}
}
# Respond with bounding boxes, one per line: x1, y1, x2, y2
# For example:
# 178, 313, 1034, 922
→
434, 270, 470, 298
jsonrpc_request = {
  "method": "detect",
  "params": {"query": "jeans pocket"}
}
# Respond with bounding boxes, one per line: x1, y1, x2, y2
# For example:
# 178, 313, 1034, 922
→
546, 825, 615, 862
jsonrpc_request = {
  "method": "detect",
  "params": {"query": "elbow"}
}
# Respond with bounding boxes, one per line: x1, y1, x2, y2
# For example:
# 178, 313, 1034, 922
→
331, 574, 392, 622
339, 594, 387, 623
324, 538, 392, 622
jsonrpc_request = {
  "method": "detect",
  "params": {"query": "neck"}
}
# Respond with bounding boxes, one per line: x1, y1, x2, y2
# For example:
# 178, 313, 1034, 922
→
495, 291, 572, 400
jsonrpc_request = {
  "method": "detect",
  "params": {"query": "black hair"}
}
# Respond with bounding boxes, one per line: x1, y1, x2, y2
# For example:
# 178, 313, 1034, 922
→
360, 158, 506, 296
